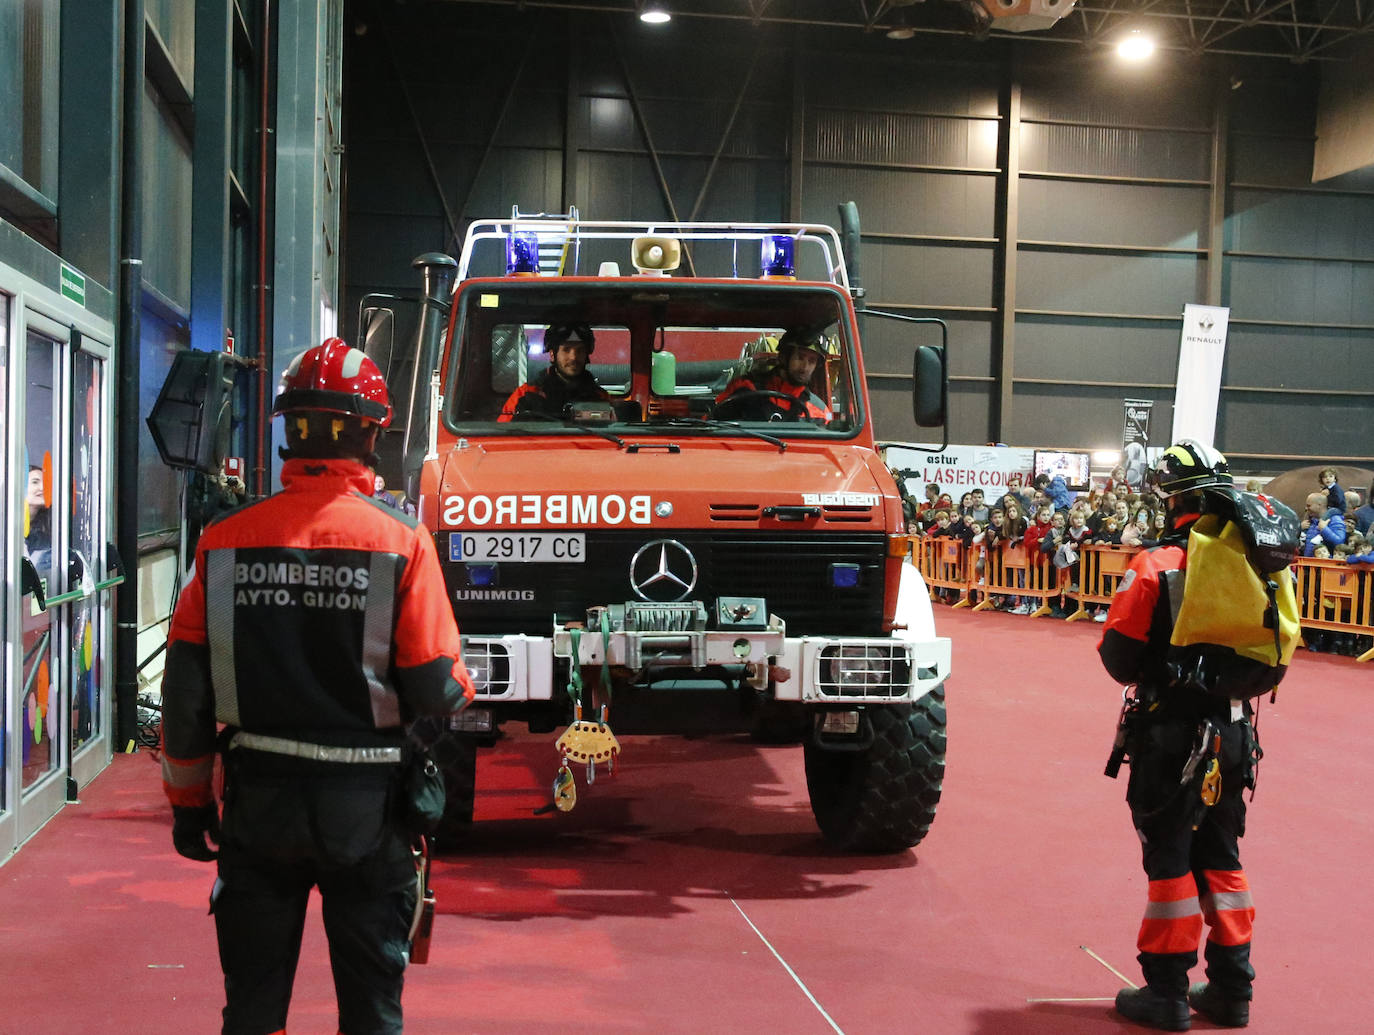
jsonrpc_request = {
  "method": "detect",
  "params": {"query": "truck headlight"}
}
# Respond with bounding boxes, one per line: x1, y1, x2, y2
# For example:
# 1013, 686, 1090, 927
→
461, 640, 512, 695
818, 644, 911, 697
827, 645, 887, 688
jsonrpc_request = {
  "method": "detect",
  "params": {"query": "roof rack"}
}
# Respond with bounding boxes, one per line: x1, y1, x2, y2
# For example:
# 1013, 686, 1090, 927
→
458, 213, 850, 290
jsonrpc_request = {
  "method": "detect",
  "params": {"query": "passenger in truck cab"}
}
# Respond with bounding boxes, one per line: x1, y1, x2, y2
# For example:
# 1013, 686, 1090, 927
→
498, 322, 610, 421
712, 327, 831, 423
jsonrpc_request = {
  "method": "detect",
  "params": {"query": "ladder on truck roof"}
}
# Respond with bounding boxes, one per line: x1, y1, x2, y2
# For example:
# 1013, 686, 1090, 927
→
457, 211, 851, 290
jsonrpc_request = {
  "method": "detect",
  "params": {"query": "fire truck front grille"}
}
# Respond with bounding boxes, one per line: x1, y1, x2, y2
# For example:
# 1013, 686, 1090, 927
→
443, 531, 887, 637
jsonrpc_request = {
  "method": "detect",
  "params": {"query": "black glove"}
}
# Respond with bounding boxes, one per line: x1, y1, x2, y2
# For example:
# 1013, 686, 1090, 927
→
172, 804, 221, 861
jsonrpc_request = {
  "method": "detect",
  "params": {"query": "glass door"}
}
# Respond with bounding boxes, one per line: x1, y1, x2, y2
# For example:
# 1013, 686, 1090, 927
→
68, 344, 112, 787
17, 318, 66, 834
0, 292, 9, 845
4, 306, 114, 851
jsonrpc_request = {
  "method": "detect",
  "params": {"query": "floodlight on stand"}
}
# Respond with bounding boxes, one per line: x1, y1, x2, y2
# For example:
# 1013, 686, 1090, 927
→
640, 2, 671, 24
761, 235, 796, 278
505, 231, 539, 275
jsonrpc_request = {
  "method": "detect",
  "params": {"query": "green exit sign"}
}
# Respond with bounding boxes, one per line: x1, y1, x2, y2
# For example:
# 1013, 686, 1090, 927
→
59, 263, 86, 307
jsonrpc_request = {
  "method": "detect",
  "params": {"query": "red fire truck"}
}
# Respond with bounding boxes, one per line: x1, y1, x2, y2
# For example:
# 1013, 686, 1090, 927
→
374, 212, 950, 852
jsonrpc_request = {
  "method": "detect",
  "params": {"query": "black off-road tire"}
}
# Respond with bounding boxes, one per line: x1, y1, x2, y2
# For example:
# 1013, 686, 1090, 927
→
803, 685, 947, 853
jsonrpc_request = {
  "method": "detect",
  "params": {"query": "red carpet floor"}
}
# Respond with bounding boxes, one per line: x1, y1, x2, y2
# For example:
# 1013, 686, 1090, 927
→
2, 606, 1370, 1033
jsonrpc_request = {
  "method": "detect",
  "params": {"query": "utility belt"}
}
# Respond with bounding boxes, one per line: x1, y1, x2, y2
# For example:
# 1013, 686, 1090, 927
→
1106, 685, 1262, 807
227, 730, 403, 765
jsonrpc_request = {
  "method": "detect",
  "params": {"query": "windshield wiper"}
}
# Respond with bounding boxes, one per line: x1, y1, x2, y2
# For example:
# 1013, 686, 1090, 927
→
654, 416, 787, 452
501, 413, 626, 448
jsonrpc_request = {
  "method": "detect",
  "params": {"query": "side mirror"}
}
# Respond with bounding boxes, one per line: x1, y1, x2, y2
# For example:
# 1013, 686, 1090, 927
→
360, 305, 396, 370
912, 344, 948, 428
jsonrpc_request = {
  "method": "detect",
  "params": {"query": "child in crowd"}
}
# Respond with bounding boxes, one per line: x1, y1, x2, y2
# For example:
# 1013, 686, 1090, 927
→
1000, 500, 1031, 613
1041, 512, 1071, 617
1024, 504, 1054, 558
1095, 515, 1122, 546
925, 509, 953, 538
968, 520, 988, 603
1319, 467, 1345, 513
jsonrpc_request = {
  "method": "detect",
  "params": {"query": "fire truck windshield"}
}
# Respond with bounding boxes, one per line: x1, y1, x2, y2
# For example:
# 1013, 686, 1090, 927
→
444, 281, 862, 435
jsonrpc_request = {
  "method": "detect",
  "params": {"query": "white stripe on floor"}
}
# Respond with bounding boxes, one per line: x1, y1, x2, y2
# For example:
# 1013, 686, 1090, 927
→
730, 896, 845, 1035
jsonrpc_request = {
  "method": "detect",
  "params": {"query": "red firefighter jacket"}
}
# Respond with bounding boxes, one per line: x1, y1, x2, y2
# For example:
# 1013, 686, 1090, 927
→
161, 458, 473, 808
714, 367, 829, 422
1097, 512, 1197, 689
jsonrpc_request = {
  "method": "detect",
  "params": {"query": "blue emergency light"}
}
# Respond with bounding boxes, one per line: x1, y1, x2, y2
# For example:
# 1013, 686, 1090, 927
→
506, 231, 540, 275
830, 563, 861, 589
761, 235, 796, 278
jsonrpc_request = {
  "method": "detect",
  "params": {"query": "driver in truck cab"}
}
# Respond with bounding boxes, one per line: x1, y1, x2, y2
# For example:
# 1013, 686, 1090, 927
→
498, 322, 610, 421
713, 327, 831, 422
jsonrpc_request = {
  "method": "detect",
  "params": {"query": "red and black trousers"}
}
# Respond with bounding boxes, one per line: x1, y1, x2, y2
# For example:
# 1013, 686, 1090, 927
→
1126, 714, 1256, 1000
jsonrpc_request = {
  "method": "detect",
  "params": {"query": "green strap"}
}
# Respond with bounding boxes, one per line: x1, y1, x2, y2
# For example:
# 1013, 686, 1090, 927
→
599, 609, 613, 709
567, 627, 582, 708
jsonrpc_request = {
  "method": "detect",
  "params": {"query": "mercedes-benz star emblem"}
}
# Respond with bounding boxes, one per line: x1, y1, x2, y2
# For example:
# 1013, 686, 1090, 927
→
629, 539, 698, 602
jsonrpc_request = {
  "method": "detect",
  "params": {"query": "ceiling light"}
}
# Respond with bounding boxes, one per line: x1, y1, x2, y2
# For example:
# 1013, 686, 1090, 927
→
886, 11, 915, 40
1117, 30, 1155, 61
640, 3, 671, 23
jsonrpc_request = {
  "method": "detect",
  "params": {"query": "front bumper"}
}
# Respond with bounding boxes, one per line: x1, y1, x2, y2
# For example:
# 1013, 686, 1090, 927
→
460, 622, 950, 705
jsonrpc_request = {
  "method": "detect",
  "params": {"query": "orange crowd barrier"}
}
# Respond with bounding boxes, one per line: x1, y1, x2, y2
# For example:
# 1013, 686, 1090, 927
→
913, 535, 972, 606
1063, 544, 1140, 622
971, 543, 1061, 616
1293, 557, 1373, 662
907, 536, 1372, 663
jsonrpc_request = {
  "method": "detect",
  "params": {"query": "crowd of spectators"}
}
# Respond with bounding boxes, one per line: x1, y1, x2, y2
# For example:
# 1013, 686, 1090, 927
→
895, 464, 1374, 649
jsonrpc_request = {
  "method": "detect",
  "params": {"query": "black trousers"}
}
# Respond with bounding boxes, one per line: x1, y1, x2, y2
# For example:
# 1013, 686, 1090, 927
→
213, 753, 418, 1035
1125, 714, 1256, 999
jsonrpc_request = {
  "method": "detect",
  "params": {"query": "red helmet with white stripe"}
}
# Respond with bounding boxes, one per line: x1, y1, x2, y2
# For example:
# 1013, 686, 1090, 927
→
273, 338, 392, 428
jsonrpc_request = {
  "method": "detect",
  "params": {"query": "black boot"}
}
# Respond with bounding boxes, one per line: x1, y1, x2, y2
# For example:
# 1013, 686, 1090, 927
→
1115, 986, 1190, 1031
1192, 941, 1252, 1025
1188, 982, 1249, 1027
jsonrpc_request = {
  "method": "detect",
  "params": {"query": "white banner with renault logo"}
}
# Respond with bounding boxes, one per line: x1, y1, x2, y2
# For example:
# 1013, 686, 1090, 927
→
1170, 304, 1230, 448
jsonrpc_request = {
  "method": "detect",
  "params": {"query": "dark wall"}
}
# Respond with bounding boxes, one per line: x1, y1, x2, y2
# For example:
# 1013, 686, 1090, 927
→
341, 1, 1374, 475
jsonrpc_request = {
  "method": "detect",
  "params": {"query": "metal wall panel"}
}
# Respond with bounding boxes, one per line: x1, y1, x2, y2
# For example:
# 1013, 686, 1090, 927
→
1019, 180, 1209, 248
1229, 188, 1374, 257
1016, 317, 1179, 383
146, 0, 195, 83
1016, 250, 1204, 315
141, 80, 192, 309
1226, 325, 1374, 391
861, 240, 996, 310
1217, 393, 1368, 455
1228, 257, 1374, 324
817, 59, 1000, 117
810, 109, 998, 169
801, 166, 997, 239
863, 314, 995, 380
1020, 123, 1210, 181
1013, 384, 1176, 451
1019, 68, 1211, 128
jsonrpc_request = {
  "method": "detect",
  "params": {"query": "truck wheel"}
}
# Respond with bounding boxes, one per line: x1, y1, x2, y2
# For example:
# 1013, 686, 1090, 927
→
803, 686, 946, 853
427, 728, 478, 849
